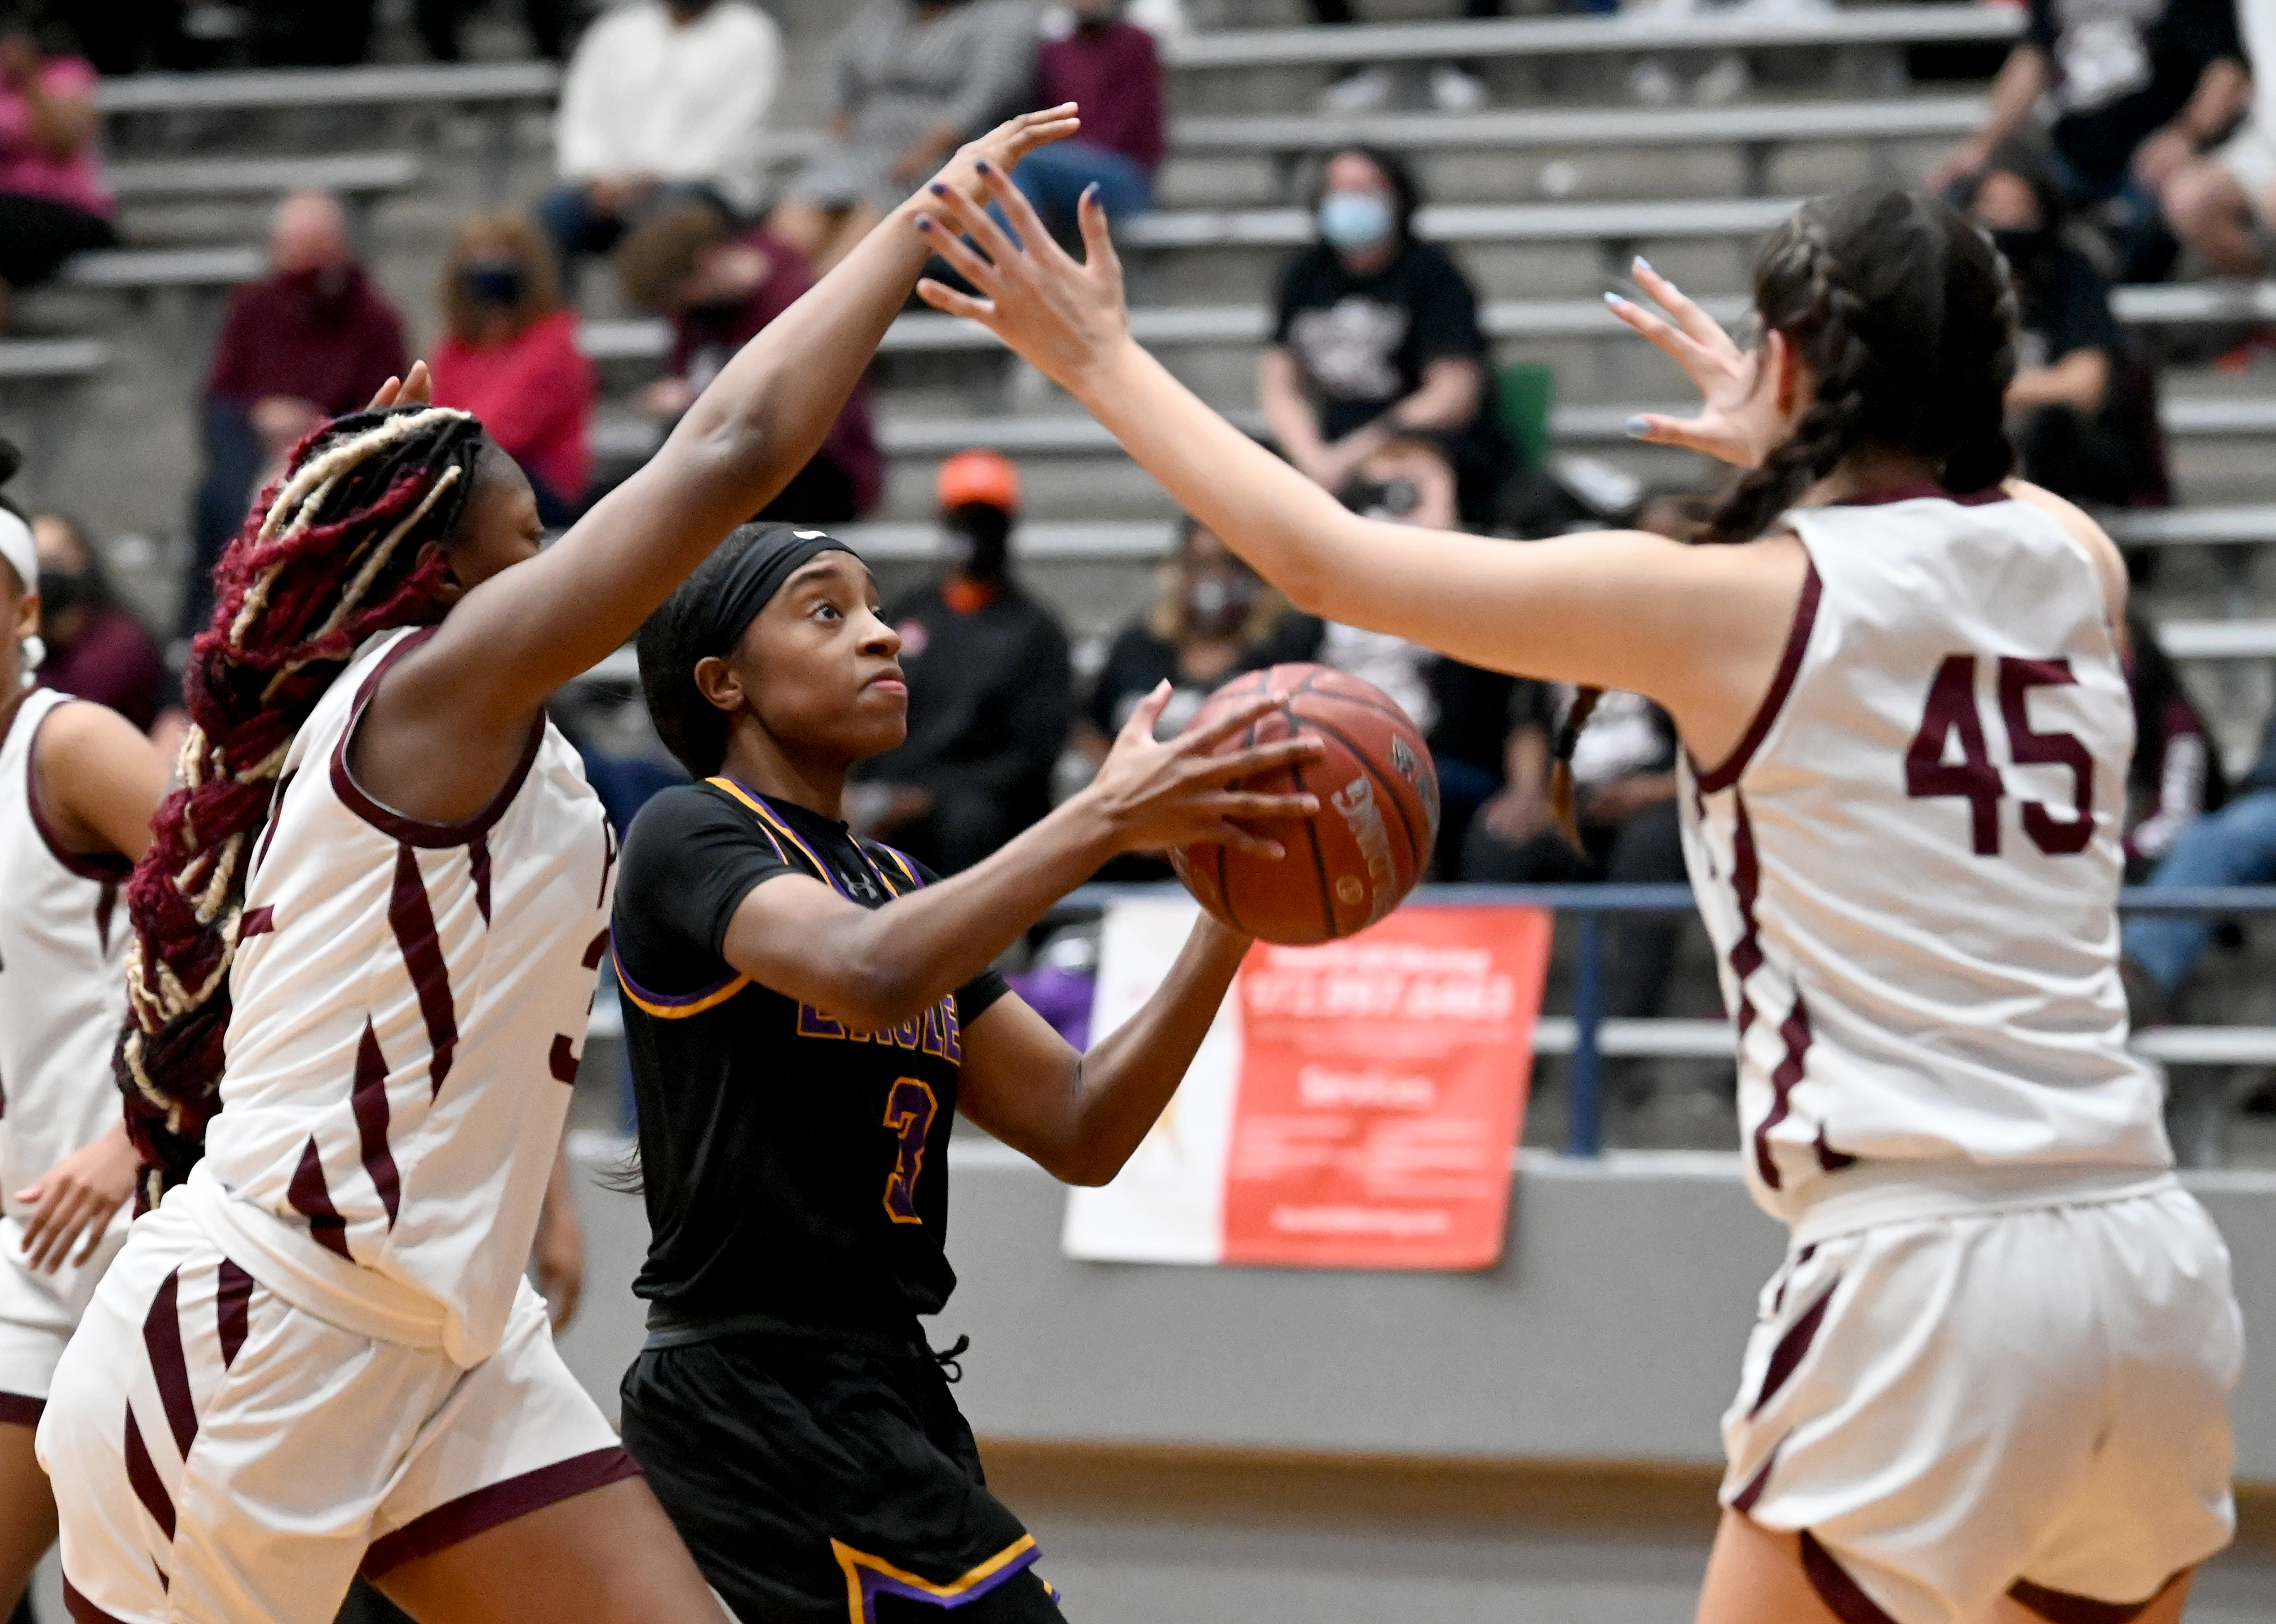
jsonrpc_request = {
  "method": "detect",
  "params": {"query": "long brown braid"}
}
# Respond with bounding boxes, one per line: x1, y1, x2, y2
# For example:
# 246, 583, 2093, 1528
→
117, 405, 489, 1203
1550, 187, 2019, 846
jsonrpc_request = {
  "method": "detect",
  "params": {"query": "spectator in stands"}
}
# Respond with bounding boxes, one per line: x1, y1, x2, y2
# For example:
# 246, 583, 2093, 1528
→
30, 512, 166, 733
1322, 435, 1453, 731
186, 189, 408, 636
772, 0, 1037, 273
419, 0, 572, 60
2124, 707, 2276, 1019
1926, 0, 2246, 278
543, 0, 783, 291
0, 10, 112, 329
617, 201, 883, 523
1260, 147, 1511, 526
1968, 148, 2168, 509
847, 450, 1072, 873
2161, 0, 2276, 275
1303, 1, 1496, 116
2124, 605, 2224, 882
1017, 0, 1163, 237
431, 211, 595, 528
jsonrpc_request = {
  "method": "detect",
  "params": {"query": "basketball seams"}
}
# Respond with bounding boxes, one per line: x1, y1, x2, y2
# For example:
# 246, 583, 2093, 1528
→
1298, 710, 1433, 872
1280, 696, 1340, 940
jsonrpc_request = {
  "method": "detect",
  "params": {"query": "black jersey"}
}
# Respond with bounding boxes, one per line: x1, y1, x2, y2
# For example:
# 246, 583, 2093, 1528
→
611, 777, 1010, 1330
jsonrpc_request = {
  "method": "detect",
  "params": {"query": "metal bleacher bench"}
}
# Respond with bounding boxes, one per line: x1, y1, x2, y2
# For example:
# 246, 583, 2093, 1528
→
60, 245, 262, 289
1121, 194, 1800, 251
1160, 2, 2023, 71
107, 152, 421, 206
0, 338, 109, 382
90, 59, 558, 116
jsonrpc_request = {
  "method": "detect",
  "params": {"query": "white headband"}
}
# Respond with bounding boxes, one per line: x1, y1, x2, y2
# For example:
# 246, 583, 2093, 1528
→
0, 508, 32, 598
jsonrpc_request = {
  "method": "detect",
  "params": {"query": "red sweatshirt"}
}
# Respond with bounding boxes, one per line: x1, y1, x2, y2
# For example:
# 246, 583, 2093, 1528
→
430, 306, 596, 506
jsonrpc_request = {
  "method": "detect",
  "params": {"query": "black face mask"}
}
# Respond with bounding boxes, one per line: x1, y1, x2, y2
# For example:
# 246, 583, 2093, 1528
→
1988, 227, 2052, 270
460, 262, 526, 307
38, 567, 86, 617
944, 505, 1012, 584
1340, 476, 1421, 520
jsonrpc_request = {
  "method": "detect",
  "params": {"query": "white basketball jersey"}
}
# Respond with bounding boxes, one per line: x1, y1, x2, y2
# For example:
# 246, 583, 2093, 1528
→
1678, 488, 2171, 1231
197, 626, 614, 1366
0, 687, 132, 1207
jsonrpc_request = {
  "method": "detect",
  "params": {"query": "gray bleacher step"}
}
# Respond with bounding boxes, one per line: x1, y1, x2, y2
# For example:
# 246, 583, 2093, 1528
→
61, 246, 263, 288
1175, 95, 1986, 156
109, 152, 421, 203
92, 59, 559, 115
1163, 2, 2022, 70
1123, 196, 1801, 250
2107, 506, 2276, 547
0, 339, 109, 380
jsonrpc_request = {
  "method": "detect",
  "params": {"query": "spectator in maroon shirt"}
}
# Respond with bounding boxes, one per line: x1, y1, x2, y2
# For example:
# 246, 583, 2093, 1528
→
616, 201, 882, 522
1014, 0, 1161, 237
32, 512, 169, 736
185, 189, 408, 636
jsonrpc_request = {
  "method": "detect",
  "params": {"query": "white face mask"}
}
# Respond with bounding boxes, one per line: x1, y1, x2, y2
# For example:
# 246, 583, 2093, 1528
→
1318, 189, 1394, 250
17, 634, 41, 689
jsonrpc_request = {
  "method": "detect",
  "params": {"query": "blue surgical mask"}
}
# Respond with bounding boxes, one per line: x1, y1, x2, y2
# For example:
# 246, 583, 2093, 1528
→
1318, 190, 1393, 250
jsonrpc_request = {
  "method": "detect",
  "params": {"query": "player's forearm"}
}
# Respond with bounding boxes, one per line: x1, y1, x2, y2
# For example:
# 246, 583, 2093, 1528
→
1039, 915, 1249, 1185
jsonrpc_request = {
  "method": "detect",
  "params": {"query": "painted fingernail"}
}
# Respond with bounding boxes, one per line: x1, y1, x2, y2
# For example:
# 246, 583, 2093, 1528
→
1624, 415, 1652, 440
929, 182, 949, 196
914, 216, 934, 231
1604, 291, 1629, 308
975, 159, 992, 174
1633, 255, 1654, 276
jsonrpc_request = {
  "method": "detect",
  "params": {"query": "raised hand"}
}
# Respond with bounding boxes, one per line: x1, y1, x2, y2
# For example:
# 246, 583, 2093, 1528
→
365, 359, 434, 413
909, 157, 1132, 396
1081, 683, 1324, 859
1605, 258, 1785, 469
925, 104, 1081, 209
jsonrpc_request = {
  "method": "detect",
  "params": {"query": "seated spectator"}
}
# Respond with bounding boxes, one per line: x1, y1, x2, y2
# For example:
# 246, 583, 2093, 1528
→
1968, 151, 2168, 509
431, 211, 595, 528
543, 0, 782, 291
1301, 0, 1502, 116
1320, 435, 1459, 731
186, 189, 408, 637
2162, 0, 2276, 275
2125, 605, 2225, 882
2124, 707, 2276, 1019
30, 512, 166, 733
1926, 0, 2246, 279
419, 0, 571, 61
1017, 0, 1163, 237
617, 202, 883, 523
772, 0, 1036, 274
0, 12, 113, 329
1260, 147, 1510, 526
847, 450, 1072, 873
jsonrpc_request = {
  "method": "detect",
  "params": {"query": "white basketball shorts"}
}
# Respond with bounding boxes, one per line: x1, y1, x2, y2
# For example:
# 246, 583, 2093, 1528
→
1720, 1178, 2242, 1624
0, 1208, 128, 1423
37, 1200, 634, 1624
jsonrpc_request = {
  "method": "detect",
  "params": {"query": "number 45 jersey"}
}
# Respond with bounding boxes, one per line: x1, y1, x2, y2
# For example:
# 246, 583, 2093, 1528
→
1678, 485, 2170, 1231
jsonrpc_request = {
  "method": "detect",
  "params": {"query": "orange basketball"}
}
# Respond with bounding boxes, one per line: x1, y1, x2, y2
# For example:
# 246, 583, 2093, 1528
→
1169, 663, 1440, 945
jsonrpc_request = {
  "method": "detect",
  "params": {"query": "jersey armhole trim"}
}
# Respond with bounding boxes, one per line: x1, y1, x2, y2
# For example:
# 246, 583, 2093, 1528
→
328, 626, 547, 849
1690, 561, 1823, 795
25, 699, 135, 883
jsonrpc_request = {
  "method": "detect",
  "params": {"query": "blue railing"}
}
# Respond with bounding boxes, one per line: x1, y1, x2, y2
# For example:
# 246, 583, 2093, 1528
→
1056, 883, 2276, 1159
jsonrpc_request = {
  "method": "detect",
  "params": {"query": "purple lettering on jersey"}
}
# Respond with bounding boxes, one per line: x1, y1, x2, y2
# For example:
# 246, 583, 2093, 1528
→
920, 1003, 946, 1059
942, 999, 963, 1065
798, 1003, 848, 1039
881, 1077, 939, 1224
350, 1020, 401, 1226
896, 1014, 923, 1050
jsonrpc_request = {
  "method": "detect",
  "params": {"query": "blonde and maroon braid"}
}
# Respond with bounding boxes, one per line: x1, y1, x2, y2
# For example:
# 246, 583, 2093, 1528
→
117, 405, 488, 1203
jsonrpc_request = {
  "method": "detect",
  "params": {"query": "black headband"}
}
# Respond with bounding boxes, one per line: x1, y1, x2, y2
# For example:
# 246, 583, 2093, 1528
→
696, 525, 861, 657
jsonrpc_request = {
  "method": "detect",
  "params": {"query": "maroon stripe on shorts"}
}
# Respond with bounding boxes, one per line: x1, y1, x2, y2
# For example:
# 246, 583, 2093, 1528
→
2009, 1574, 2180, 1624
215, 1259, 253, 1369
64, 1577, 134, 1624
286, 1135, 352, 1259
122, 1404, 175, 1539
0, 1392, 45, 1426
142, 1269, 198, 1456
360, 1448, 642, 1578
1800, 1532, 1901, 1624
1751, 1282, 1836, 1417
350, 1019, 402, 1226
390, 845, 458, 1097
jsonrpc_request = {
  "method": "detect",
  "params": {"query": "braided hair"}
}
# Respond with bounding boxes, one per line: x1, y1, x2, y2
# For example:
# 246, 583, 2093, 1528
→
1550, 187, 2018, 843
117, 405, 490, 1202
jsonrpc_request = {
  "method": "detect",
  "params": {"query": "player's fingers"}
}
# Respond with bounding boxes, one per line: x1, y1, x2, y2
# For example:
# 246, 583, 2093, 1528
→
1121, 680, 1173, 744
1206, 821, 1288, 860
17, 1198, 64, 1273
73, 1210, 111, 1268
996, 103, 1081, 164
926, 175, 1023, 276
1204, 790, 1323, 821
400, 359, 434, 405
1183, 691, 1284, 751
1077, 183, 1124, 282
974, 158, 1060, 267
365, 375, 402, 411
1603, 294, 1711, 378
913, 277, 997, 324
1197, 734, 1328, 781
912, 211, 1004, 296
1630, 258, 1734, 353
1623, 411, 1734, 455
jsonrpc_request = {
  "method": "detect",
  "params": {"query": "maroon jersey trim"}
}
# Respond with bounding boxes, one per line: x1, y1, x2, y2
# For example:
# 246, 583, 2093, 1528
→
1691, 563, 1823, 795
26, 701, 136, 883
1834, 481, 2009, 508
1799, 1531, 1901, 1624
360, 1446, 643, 1578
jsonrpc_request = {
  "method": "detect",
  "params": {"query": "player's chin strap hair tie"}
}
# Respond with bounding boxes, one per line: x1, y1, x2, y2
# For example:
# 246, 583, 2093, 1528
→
695, 524, 863, 658
0, 509, 39, 688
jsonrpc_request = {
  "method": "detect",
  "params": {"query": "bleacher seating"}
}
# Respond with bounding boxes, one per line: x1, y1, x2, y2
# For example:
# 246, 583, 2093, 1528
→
60, 246, 263, 290
108, 152, 421, 207
90, 59, 560, 116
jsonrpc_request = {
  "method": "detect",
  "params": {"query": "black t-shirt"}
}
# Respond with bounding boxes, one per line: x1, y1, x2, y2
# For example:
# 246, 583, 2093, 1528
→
2030, 0, 2241, 183
2013, 242, 2122, 371
1084, 613, 1325, 739
1273, 239, 1489, 442
612, 780, 1011, 1331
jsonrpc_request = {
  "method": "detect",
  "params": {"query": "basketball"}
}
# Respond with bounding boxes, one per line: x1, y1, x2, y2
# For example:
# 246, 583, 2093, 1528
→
1169, 663, 1440, 945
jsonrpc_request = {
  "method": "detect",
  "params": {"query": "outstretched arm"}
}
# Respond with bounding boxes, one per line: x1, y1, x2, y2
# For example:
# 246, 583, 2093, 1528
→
367, 109, 1080, 820
957, 912, 1249, 1185
719, 687, 1320, 1033
908, 172, 1807, 764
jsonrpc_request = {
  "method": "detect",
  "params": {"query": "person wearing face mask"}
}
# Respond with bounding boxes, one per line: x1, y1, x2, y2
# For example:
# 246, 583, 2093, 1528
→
618, 201, 884, 523
0, 11, 113, 334
28, 512, 166, 736
187, 188, 408, 638
1260, 147, 1513, 528
1014, 0, 1164, 238
430, 212, 596, 528
845, 450, 1072, 873
1967, 148, 2167, 510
